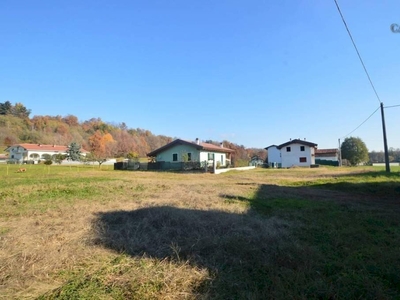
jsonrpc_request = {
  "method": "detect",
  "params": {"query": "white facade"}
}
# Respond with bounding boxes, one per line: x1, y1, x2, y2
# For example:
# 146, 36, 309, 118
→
5, 144, 87, 163
266, 146, 281, 165
316, 155, 338, 161
6, 146, 66, 163
280, 143, 315, 168
199, 151, 226, 166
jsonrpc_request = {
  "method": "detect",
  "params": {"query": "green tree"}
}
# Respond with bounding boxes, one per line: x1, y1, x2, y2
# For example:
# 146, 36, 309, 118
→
0, 101, 12, 115
11, 103, 31, 118
54, 153, 66, 164
66, 142, 82, 161
341, 137, 369, 166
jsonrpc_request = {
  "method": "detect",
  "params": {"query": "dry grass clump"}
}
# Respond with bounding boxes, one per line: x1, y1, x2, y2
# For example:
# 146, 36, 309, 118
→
39, 254, 209, 300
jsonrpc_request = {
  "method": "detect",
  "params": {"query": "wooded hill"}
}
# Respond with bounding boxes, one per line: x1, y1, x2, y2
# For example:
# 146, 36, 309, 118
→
0, 101, 266, 165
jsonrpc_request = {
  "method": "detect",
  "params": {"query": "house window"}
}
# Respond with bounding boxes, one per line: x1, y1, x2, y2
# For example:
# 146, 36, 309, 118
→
208, 153, 214, 160
300, 146, 305, 151
173, 153, 178, 162
11, 155, 14, 158
187, 153, 192, 161
221, 155, 224, 164
286, 147, 291, 152
299, 157, 307, 163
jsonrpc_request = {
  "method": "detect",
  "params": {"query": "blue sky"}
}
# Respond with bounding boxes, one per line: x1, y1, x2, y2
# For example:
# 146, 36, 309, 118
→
1, 0, 399, 151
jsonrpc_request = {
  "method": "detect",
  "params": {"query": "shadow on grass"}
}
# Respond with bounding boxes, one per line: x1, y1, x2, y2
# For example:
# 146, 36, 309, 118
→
88, 182, 400, 299
90, 205, 298, 299
313, 174, 400, 203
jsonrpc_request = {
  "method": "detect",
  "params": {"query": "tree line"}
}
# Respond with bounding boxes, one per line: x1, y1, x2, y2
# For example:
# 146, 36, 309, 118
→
0, 101, 266, 166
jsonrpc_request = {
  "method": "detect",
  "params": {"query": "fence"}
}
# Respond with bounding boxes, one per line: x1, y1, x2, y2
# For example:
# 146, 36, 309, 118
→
114, 161, 204, 171
315, 159, 339, 167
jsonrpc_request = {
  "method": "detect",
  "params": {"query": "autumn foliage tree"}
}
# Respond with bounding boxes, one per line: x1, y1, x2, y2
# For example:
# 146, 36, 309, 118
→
88, 131, 116, 166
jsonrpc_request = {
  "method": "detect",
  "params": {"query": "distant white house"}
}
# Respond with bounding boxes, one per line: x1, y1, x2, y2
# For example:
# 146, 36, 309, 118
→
147, 138, 234, 169
249, 155, 265, 167
5, 143, 88, 163
265, 139, 318, 168
0, 154, 7, 164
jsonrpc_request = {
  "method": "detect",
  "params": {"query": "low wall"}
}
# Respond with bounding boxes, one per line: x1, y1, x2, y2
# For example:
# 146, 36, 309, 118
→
372, 163, 400, 167
214, 166, 256, 174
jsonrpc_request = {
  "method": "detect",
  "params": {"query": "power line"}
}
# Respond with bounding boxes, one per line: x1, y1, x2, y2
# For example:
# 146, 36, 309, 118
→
341, 106, 380, 139
384, 104, 400, 109
334, 0, 382, 105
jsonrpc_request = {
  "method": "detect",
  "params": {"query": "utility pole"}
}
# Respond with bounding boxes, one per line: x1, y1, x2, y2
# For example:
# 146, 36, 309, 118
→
380, 102, 390, 173
338, 138, 342, 167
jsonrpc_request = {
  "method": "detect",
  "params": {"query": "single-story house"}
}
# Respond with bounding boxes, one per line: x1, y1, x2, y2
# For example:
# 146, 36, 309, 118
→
265, 139, 318, 168
5, 143, 88, 163
147, 138, 235, 170
315, 148, 339, 166
315, 149, 339, 161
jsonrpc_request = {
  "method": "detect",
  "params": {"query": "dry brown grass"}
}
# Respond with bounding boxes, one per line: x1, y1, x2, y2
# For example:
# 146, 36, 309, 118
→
0, 166, 399, 299
0, 169, 267, 298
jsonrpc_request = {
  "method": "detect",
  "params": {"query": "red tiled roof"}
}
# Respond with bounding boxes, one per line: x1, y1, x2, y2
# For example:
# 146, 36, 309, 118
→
199, 142, 235, 153
147, 139, 234, 156
315, 149, 338, 155
6, 144, 89, 153
19, 144, 68, 152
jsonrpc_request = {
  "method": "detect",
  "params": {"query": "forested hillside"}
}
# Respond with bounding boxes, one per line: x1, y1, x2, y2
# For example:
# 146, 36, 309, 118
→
0, 101, 266, 164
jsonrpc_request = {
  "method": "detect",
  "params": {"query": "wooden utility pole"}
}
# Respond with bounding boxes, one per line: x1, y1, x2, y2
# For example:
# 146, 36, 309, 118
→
380, 102, 390, 173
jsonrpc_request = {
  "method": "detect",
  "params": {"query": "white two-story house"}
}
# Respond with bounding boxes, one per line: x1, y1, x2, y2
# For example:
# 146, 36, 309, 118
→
265, 139, 318, 168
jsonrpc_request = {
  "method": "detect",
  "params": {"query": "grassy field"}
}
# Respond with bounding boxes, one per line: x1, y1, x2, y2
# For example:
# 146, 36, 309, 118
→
0, 164, 399, 299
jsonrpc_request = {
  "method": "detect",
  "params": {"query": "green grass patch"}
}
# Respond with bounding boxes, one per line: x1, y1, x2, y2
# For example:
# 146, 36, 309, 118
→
244, 192, 400, 298
0, 226, 10, 235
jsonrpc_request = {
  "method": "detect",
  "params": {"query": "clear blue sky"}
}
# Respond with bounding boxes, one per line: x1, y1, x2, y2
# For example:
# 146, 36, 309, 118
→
1, 0, 399, 151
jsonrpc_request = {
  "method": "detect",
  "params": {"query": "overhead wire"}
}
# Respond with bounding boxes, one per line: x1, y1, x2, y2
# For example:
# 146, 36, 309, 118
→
341, 106, 380, 139
384, 104, 400, 109
333, 0, 382, 105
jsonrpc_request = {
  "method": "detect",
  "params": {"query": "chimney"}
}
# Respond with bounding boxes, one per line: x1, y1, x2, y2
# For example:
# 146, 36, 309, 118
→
195, 138, 200, 145
304, 138, 306, 141
289, 138, 291, 141
220, 142, 223, 148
